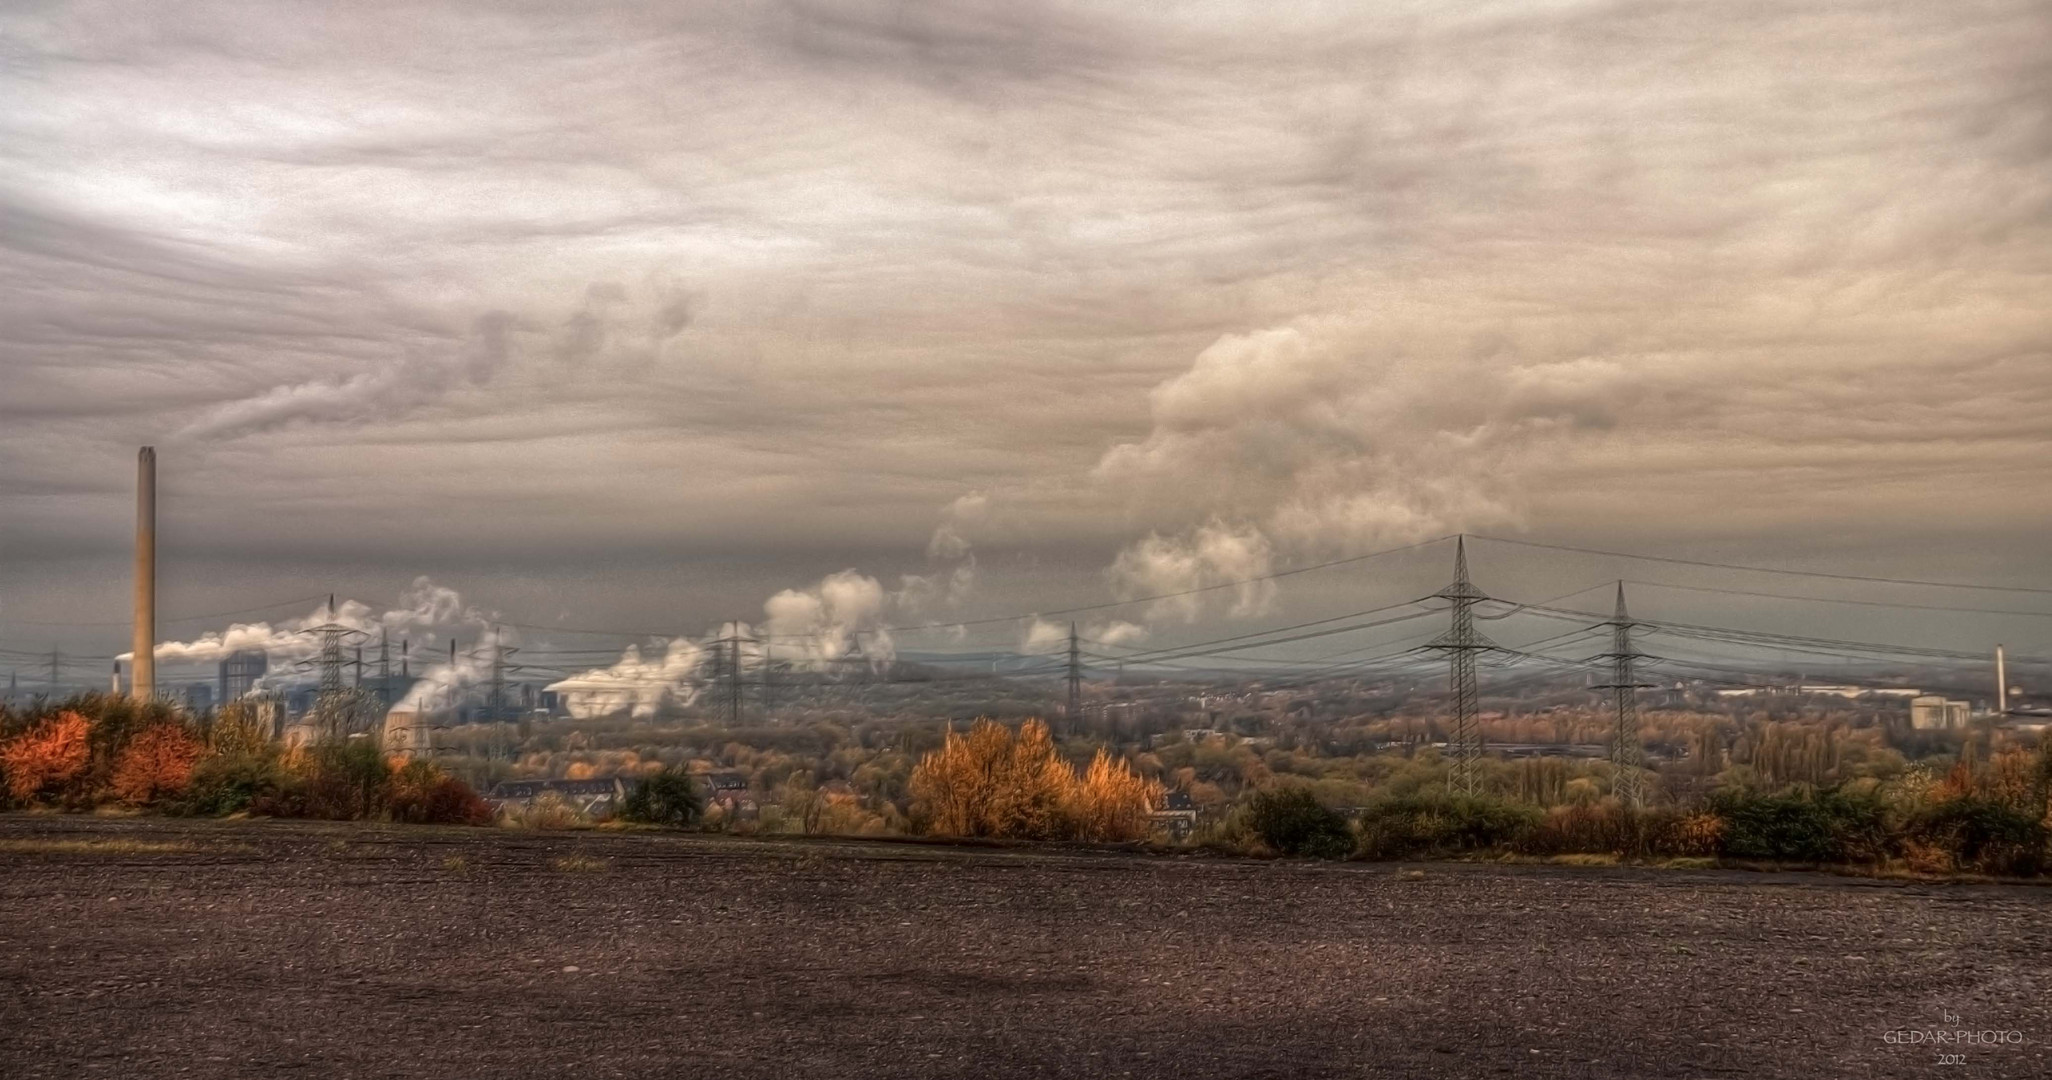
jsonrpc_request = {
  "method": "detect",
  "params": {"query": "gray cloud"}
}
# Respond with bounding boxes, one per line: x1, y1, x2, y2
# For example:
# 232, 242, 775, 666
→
2, 0, 2049, 655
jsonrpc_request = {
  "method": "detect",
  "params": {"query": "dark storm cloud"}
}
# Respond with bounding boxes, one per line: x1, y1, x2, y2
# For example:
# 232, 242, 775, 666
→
1, 0, 2048, 645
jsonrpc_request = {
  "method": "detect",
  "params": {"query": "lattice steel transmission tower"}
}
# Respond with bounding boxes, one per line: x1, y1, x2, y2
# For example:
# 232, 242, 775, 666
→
706, 629, 749, 725
729, 634, 743, 725
1427, 538, 1495, 796
456, 631, 525, 758
1590, 582, 1655, 806
299, 594, 369, 739
482, 629, 522, 724
1066, 622, 1082, 728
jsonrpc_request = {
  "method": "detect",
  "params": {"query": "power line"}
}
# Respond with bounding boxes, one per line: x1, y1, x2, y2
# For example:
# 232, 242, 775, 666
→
1503, 599, 2052, 666
1077, 599, 1433, 664
1619, 579, 2052, 619
1470, 534, 2052, 596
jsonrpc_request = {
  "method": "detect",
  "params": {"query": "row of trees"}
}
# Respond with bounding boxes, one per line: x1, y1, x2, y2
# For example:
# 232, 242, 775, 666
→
10, 694, 2047, 878
1207, 746, 2052, 876
0, 695, 489, 824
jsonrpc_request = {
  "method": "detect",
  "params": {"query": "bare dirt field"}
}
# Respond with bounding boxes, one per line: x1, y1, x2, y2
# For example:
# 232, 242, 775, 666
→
1, 815, 2046, 1079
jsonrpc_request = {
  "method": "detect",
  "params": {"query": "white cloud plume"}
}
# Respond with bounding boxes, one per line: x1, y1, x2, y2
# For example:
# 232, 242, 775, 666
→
390, 622, 518, 714
541, 568, 904, 720
542, 638, 706, 720
766, 569, 895, 669
896, 493, 984, 616
177, 314, 514, 439
1091, 619, 1150, 647
129, 576, 485, 669
1106, 518, 1277, 624
1094, 325, 1536, 560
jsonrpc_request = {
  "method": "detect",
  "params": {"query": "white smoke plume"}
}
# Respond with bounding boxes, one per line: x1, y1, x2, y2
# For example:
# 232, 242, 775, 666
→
766, 570, 895, 670
1085, 321, 1690, 623
542, 638, 707, 720
1091, 620, 1151, 647
126, 576, 486, 668
178, 313, 514, 439
1106, 519, 1277, 625
390, 623, 516, 715
1092, 324, 1520, 551
896, 491, 984, 616
542, 569, 904, 721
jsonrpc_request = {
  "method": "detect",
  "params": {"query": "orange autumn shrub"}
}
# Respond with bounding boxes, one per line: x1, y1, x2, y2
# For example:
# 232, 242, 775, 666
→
1, 710, 93, 803
911, 719, 1073, 839
110, 723, 204, 805
1068, 749, 1164, 842
909, 719, 1160, 841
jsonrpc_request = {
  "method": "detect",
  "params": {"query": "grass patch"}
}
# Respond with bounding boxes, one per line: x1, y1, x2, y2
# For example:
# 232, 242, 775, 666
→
548, 854, 609, 873
442, 854, 471, 874
1548, 853, 1620, 867
0, 838, 201, 856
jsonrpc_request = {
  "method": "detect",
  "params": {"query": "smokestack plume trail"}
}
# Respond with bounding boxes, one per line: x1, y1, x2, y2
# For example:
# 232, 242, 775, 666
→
133, 446, 155, 702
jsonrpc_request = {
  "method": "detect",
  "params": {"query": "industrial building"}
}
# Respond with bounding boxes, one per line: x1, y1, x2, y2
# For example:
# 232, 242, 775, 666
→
218, 649, 268, 705
1909, 695, 1972, 730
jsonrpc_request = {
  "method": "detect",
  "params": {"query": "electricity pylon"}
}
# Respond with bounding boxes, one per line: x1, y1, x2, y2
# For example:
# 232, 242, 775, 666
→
1066, 622, 1082, 729
298, 594, 368, 738
729, 634, 743, 725
1590, 582, 1656, 806
1427, 538, 1494, 796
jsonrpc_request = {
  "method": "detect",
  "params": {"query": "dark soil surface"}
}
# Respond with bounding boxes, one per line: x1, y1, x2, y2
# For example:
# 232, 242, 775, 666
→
1, 815, 2046, 1079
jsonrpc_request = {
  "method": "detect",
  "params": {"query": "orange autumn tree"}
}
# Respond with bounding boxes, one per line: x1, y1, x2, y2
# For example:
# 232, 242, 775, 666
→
910, 719, 1161, 841
110, 723, 204, 805
1, 710, 93, 803
1068, 749, 1162, 843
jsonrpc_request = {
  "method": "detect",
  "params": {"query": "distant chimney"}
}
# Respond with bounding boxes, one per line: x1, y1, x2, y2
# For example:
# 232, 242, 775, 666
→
133, 446, 156, 702
1996, 644, 2008, 717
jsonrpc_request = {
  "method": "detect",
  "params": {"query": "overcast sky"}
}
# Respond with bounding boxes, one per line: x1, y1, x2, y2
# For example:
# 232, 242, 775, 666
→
3, 1, 2049, 667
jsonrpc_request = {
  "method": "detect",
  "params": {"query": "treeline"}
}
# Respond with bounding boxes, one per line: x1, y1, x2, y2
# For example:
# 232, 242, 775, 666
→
11, 693, 2048, 877
0, 694, 489, 824
1207, 748, 2052, 876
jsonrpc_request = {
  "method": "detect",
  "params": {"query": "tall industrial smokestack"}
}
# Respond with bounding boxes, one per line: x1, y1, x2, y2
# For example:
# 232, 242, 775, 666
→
1996, 644, 2008, 717
133, 446, 156, 702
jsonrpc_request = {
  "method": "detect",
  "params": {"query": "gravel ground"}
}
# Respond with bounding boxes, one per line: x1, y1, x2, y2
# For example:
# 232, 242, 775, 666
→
0, 815, 2046, 1079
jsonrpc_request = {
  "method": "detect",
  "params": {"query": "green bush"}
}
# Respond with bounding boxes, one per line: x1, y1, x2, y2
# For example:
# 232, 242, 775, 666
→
252, 739, 390, 820
1222, 788, 1354, 862
174, 751, 289, 816
1235, 787, 1354, 859
621, 767, 706, 827
1904, 798, 2047, 877
1354, 794, 1539, 860
1708, 787, 1892, 864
